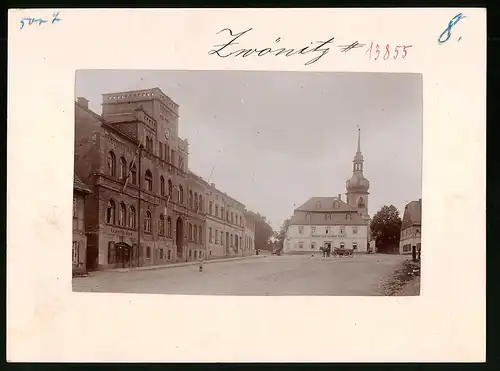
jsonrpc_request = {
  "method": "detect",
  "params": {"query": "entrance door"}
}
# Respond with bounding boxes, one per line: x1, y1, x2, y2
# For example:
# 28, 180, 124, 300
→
86, 243, 98, 271
115, 243, 132, 268
176, 217, 184, 258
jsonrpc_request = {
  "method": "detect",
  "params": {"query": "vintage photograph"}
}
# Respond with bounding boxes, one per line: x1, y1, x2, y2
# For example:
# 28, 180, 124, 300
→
72, 70, 422, 296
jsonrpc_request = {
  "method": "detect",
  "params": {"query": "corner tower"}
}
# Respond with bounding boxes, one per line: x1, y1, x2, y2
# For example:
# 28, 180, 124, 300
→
346, 127, 370, 217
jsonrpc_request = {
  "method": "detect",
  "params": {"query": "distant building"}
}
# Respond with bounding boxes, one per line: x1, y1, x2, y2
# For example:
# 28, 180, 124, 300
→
243, 211, 256, 256
284, 128, 371, 254
73, 175, 92, 276
399, 199, 422, 255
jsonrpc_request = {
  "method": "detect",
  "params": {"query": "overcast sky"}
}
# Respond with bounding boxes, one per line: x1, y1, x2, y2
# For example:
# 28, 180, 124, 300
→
75, 70, 422, 230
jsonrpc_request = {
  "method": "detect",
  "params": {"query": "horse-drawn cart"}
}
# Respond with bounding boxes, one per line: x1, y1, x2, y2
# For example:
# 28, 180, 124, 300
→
332, 248, 354, 258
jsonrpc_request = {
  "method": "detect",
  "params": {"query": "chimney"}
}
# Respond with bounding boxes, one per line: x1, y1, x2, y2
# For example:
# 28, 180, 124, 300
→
338, 194, 341, 200
77, 97, 89, 109
210, 183, 215, 188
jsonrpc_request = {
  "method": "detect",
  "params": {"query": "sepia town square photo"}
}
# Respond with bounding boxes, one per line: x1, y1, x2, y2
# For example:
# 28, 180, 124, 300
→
72, 70, 422, 296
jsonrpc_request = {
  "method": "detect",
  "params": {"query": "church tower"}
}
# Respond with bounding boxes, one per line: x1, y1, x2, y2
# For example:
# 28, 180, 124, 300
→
346, 127, 370, 218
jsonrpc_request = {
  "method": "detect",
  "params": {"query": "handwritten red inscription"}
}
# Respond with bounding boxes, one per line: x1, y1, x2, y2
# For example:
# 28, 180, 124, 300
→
366, 42, 412, 61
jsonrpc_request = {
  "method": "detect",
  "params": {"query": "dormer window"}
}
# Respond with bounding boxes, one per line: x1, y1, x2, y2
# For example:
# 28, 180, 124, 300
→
305, 212, 311, 221
345, 213, 352, 220
315, 201, 321, 209
334, 201, 339, 208
325, 213, 332, 220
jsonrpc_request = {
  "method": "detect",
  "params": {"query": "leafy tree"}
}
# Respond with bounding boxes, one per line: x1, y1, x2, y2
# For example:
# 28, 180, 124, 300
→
245, 211, 274, 251
274, 218, 291, 252
370, 205, 402, 252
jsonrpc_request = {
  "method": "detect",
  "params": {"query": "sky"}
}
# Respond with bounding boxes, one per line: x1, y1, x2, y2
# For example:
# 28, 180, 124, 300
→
75, 70, 422, 230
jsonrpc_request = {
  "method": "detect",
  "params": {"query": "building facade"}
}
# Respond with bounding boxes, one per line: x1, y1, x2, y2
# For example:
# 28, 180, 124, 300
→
74, 88, 204, 271
243, 211, 256, 256
284, 129, 371, 254
73, 175, 92, 276
399, 199, 422, 255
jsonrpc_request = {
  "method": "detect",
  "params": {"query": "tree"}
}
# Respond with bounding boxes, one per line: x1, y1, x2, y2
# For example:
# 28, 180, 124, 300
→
245, 210, 274, 251
274, 218, 291, 252
370, 205, 402, 253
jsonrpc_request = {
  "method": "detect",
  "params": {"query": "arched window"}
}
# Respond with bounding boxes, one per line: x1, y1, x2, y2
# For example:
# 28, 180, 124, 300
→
188, 223, 193, 241
199, 195, 203, 212
194, 225, 198, 243
170, 149, 175, 165
168, 179, 173, 198
129, 206, 136, 228
144, 210, 151, 233
159, 214, 165, 235
167, 216, 172, 237
194, 192, 198, 211
119, 157, 127, 179
146, 136, 152, 151
325, 213, 332, 220
107, 151, 116, 176
145, 169, 153, 191
166, 145, 170, 162
106, 199, 116, 224
179, 156, 184, 171
345, 213, 352, 220
189, 190, 193, 209
160, 176, 165, 196
209, 201, 213, 215
358, 197, 365, 208
178, 185, 184, 204
198, 226, 203, 244
118, 202, 126, 226
130, 163, 137, 185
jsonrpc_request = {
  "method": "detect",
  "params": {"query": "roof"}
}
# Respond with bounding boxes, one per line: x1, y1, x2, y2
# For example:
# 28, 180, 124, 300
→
73, 174, 92, 194
295, 197, 357, 212
291, 197, 367, 226
401, 199, 422, 229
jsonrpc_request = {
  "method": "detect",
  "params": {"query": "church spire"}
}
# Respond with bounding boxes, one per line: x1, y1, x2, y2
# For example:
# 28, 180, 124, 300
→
357, 126, 361, 153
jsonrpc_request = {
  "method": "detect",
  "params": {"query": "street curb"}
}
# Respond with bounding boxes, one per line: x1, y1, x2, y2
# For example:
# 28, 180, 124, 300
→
87, 255, 269, 275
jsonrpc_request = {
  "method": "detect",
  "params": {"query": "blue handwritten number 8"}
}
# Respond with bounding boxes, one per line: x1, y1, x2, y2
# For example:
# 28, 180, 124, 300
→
438, 13, 466, 44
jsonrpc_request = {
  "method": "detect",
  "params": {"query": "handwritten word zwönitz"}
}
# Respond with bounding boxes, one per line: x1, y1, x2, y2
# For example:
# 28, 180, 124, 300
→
208, 28, 336, 66
438, 13, 466, 44
20, 12, 61, 30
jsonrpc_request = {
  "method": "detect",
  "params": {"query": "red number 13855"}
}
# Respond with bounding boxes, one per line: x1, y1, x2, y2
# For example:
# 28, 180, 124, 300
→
366, 42, 412, 61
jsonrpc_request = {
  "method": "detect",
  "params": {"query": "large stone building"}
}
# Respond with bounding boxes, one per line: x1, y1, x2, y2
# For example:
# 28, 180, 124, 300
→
284, 129, 371, 254
399, 199, 422, 255
72, 175, 92, 276
74, 87, 258, 271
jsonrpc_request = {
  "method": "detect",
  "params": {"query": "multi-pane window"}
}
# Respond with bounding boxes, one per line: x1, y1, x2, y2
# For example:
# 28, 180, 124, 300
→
160, 176, 165, 196
118, 203, 126, 226
209, 202, 213, 215
209, 227, 213, 243
128, 206, 136, 229
167, 216, 172, 237
120, 157, 127, 179
298, 226, 304, 234
130, 163, 137, 184
168, 180, 173, 198
159, 214, 165, 235
198, 227, 202, 244
107, 199, 116, 224
107, 151, 116, 176
145, 170, 153, 191
144, 211, 152, 233
178, 185, 184, 204
198, 195, 203, 212
311, 227, 316, 233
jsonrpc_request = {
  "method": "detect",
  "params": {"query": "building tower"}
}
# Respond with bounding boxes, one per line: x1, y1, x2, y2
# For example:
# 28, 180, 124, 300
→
345, 127, 370, 218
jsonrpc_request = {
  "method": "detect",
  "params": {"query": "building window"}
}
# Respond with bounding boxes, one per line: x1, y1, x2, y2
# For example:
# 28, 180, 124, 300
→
346, 213, 352, 220
189, 190, 193, 209
159, 142, 163, 159
73, 198, 76, 217
198, 195, 203, 212
231, 212, 234, 223
107, 151, 116, 177
353, 227, 358, 234
106, 199, 116, 224
159, 214, 165, 235
215, 205, 218, 217
189, 250, 192, 258
145, 169, 153, 191
299, 226, 304, 234
72, 241, 79, 264
167, 250, 171, 260
334, 201, 339, 208
215, 230, 218, 243
160, 248, 164, 259
165, 216, 171, 237
340, 242, 345, 249
326, 227, 330, 234
198, 227, 203, 244
144, 211, 152, 233
170, 149, 174, 165
168, 179, 173, 198
146, 245, 151, 259
353, 242, 358, 250
358, 197, 365, 209
209, 201, 213, 215
209, 227, 213, 243
118, 202, 126, 227
306, 212, 311, 221
194, 250, 197, 259
311, 242, 316, 250
311, 227, 316, 234
315, 201, 321, 209
160, 176, 165, 196
178, 185, 184, 204
298, 242, 304, 249
178, 156, 184, 171
340, 227, 345, 234
130, 163, 137, 185
188, 224, 193, 241
129, 206, 136, 229
226, 211, 229, 220
120, 157, 127, 179
194, 192, 199, 211
325, 213, 332, 220
194, 225, 198, 243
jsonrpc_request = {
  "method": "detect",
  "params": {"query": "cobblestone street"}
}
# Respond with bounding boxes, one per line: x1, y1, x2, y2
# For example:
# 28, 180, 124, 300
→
73, 253, 409, 295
